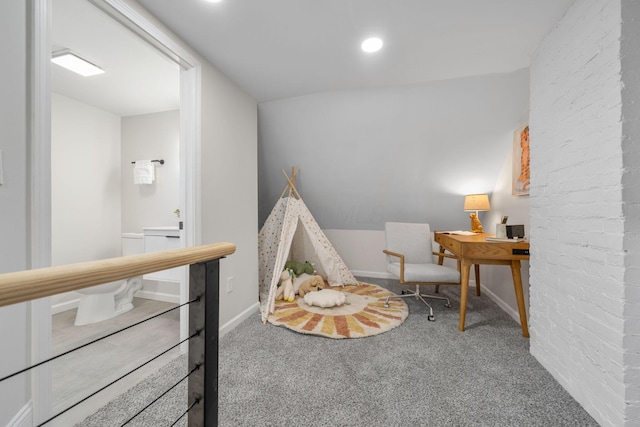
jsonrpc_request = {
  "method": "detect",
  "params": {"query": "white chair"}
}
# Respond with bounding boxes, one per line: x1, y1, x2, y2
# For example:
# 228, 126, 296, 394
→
383, 222, 461, 321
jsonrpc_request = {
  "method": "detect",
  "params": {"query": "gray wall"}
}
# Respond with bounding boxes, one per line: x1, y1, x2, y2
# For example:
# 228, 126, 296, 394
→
200, 59, 259, 329
121, 110, 181, 232
0, 2, 30, 426
51, 93, 122, 266
258, 69, 529, 231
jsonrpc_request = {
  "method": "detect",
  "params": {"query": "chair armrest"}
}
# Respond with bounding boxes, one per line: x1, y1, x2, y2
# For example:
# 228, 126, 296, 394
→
383, 249, 404, 260
383, 249, 406, 281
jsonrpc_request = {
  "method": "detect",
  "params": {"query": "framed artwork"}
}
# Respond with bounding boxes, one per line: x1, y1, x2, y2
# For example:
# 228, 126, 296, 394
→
512, 123, 530, 196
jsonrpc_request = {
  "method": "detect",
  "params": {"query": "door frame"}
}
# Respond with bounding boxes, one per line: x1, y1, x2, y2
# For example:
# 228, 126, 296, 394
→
31, 0, 201, 422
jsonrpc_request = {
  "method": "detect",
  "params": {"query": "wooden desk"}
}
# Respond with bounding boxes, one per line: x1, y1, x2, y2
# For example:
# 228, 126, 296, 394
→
434, 232, 530, 338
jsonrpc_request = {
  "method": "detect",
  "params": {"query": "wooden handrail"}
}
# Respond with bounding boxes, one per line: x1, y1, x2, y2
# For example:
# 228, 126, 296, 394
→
0, 242, 236, 308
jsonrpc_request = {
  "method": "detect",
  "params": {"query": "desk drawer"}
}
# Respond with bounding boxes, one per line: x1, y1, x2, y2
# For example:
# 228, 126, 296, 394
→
435, 233, 462, 254
465, 242, 530, 260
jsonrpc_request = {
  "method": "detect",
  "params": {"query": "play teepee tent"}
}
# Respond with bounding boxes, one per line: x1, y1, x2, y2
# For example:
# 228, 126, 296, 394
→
259, 168, 358, 322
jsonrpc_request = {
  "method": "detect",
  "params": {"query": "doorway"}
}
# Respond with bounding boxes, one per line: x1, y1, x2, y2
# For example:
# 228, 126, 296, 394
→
31, 0, 201, 423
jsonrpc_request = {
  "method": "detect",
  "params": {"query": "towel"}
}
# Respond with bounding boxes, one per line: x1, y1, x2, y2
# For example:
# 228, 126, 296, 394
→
133, 160, 155, 184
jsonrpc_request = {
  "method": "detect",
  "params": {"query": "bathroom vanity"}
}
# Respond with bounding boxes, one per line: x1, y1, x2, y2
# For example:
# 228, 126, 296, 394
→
142, 226, 183, 282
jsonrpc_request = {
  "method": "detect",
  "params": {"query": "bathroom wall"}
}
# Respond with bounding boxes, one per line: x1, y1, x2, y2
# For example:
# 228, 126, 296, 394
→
121, 110, 180, 232
51, 93, 122, 311
49, 106, 182, 311
121, 110, 181, 302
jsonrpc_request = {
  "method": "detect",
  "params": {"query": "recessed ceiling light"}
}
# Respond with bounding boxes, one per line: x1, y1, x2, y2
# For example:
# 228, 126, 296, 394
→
51, 51, 104, 77
361, 37, 383, 53
205, 0, 223, 3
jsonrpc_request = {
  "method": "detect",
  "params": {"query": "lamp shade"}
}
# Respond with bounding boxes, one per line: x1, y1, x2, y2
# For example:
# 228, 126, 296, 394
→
464, 194, 490, 212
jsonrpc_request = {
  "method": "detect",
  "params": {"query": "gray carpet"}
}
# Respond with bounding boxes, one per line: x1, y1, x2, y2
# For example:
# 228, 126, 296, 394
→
78, 277, 599, 427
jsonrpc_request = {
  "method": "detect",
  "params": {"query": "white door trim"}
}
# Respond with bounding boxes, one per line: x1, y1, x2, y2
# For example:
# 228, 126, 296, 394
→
30, 1, 53, 424
31, 0, 201, 421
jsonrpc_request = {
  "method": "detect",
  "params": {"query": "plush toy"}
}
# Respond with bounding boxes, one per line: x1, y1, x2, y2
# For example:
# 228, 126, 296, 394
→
284, 260, 315, 276
303, 289, 346, 308
292, 273, 313, 294
297, 275, 324, 297
275, 269, 295, 302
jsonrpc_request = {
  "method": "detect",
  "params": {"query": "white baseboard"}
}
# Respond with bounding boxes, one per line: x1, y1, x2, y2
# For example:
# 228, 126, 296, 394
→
219, 301, 259, 338
349, 272, 522, 324
350, 270, 394, 279
7, 401, 32, 427
134, 290, 180, 304
51, 298, 79, 314
480, 285, 522, 325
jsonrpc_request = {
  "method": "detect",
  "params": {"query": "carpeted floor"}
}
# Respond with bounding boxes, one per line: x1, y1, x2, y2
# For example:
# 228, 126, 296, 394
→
78, 277, 599, 427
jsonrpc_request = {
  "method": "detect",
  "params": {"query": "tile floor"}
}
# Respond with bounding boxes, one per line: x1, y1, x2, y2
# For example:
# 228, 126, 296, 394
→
50, 298, 181, 427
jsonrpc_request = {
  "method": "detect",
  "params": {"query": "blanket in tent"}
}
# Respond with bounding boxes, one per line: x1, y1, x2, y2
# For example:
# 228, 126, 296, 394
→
259, 197, 358, 321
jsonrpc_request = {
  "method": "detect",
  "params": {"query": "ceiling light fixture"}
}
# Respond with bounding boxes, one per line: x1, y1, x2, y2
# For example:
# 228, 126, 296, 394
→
204, 0, 223, 3
361, 37, 383, 53
51, 50, 104, 77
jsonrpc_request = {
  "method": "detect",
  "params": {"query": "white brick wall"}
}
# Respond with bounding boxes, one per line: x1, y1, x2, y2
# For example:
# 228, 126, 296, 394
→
530, 0, 630, 426
621, 0, 640, 423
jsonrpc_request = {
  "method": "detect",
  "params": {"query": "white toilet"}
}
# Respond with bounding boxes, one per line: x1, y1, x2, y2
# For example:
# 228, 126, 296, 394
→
74, 233, 144, 326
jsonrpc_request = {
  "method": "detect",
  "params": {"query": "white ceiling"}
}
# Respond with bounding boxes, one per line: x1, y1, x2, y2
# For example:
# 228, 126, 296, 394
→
52, 0, 180, 117
135, 0, 575, 103
53, 0, 575, 113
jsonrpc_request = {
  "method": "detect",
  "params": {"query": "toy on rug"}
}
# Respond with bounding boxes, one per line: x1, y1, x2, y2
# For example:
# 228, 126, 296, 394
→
292, 273, 313, 294
284, 260, 315, 276
275, 269, 295, 302
303, 289, 346, 308
297, 275, 324, 297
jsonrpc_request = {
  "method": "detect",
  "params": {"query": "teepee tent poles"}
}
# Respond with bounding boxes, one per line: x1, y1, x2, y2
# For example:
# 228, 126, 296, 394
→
279, 167, 301, 199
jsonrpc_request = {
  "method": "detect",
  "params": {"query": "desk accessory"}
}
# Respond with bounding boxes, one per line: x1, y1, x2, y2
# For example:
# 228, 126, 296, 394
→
506, 224, 525, 239
485, 236, 526, 242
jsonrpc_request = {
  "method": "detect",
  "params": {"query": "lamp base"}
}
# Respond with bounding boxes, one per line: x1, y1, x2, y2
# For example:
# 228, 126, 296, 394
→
469, 213, 484, 233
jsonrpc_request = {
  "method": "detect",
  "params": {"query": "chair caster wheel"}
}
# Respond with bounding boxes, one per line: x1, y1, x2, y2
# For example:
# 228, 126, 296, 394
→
428, 315, 435, 322
444, 303, 452, 308
401, 290, 409, 295
384, 303, 390, 308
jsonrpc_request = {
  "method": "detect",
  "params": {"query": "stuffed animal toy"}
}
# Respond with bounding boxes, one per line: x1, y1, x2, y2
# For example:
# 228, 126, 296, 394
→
297, 275, 324, 297
292, 273, 312, 294
303, 289, 346, 308
275, 269, 295, 302
284, 260, 315, 276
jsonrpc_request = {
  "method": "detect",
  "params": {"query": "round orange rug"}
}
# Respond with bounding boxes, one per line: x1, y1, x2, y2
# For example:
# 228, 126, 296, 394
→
267, 282, 408, 339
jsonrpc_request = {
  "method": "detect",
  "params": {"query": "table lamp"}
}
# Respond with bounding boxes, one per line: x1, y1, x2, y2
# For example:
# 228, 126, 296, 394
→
464, 194, 490, 233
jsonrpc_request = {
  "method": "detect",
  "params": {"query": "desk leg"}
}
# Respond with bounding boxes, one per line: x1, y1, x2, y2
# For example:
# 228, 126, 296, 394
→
510, 260, 530, 338
435, 245, 445, 294
459, 260, 471, 332
474, 264, 481, 296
